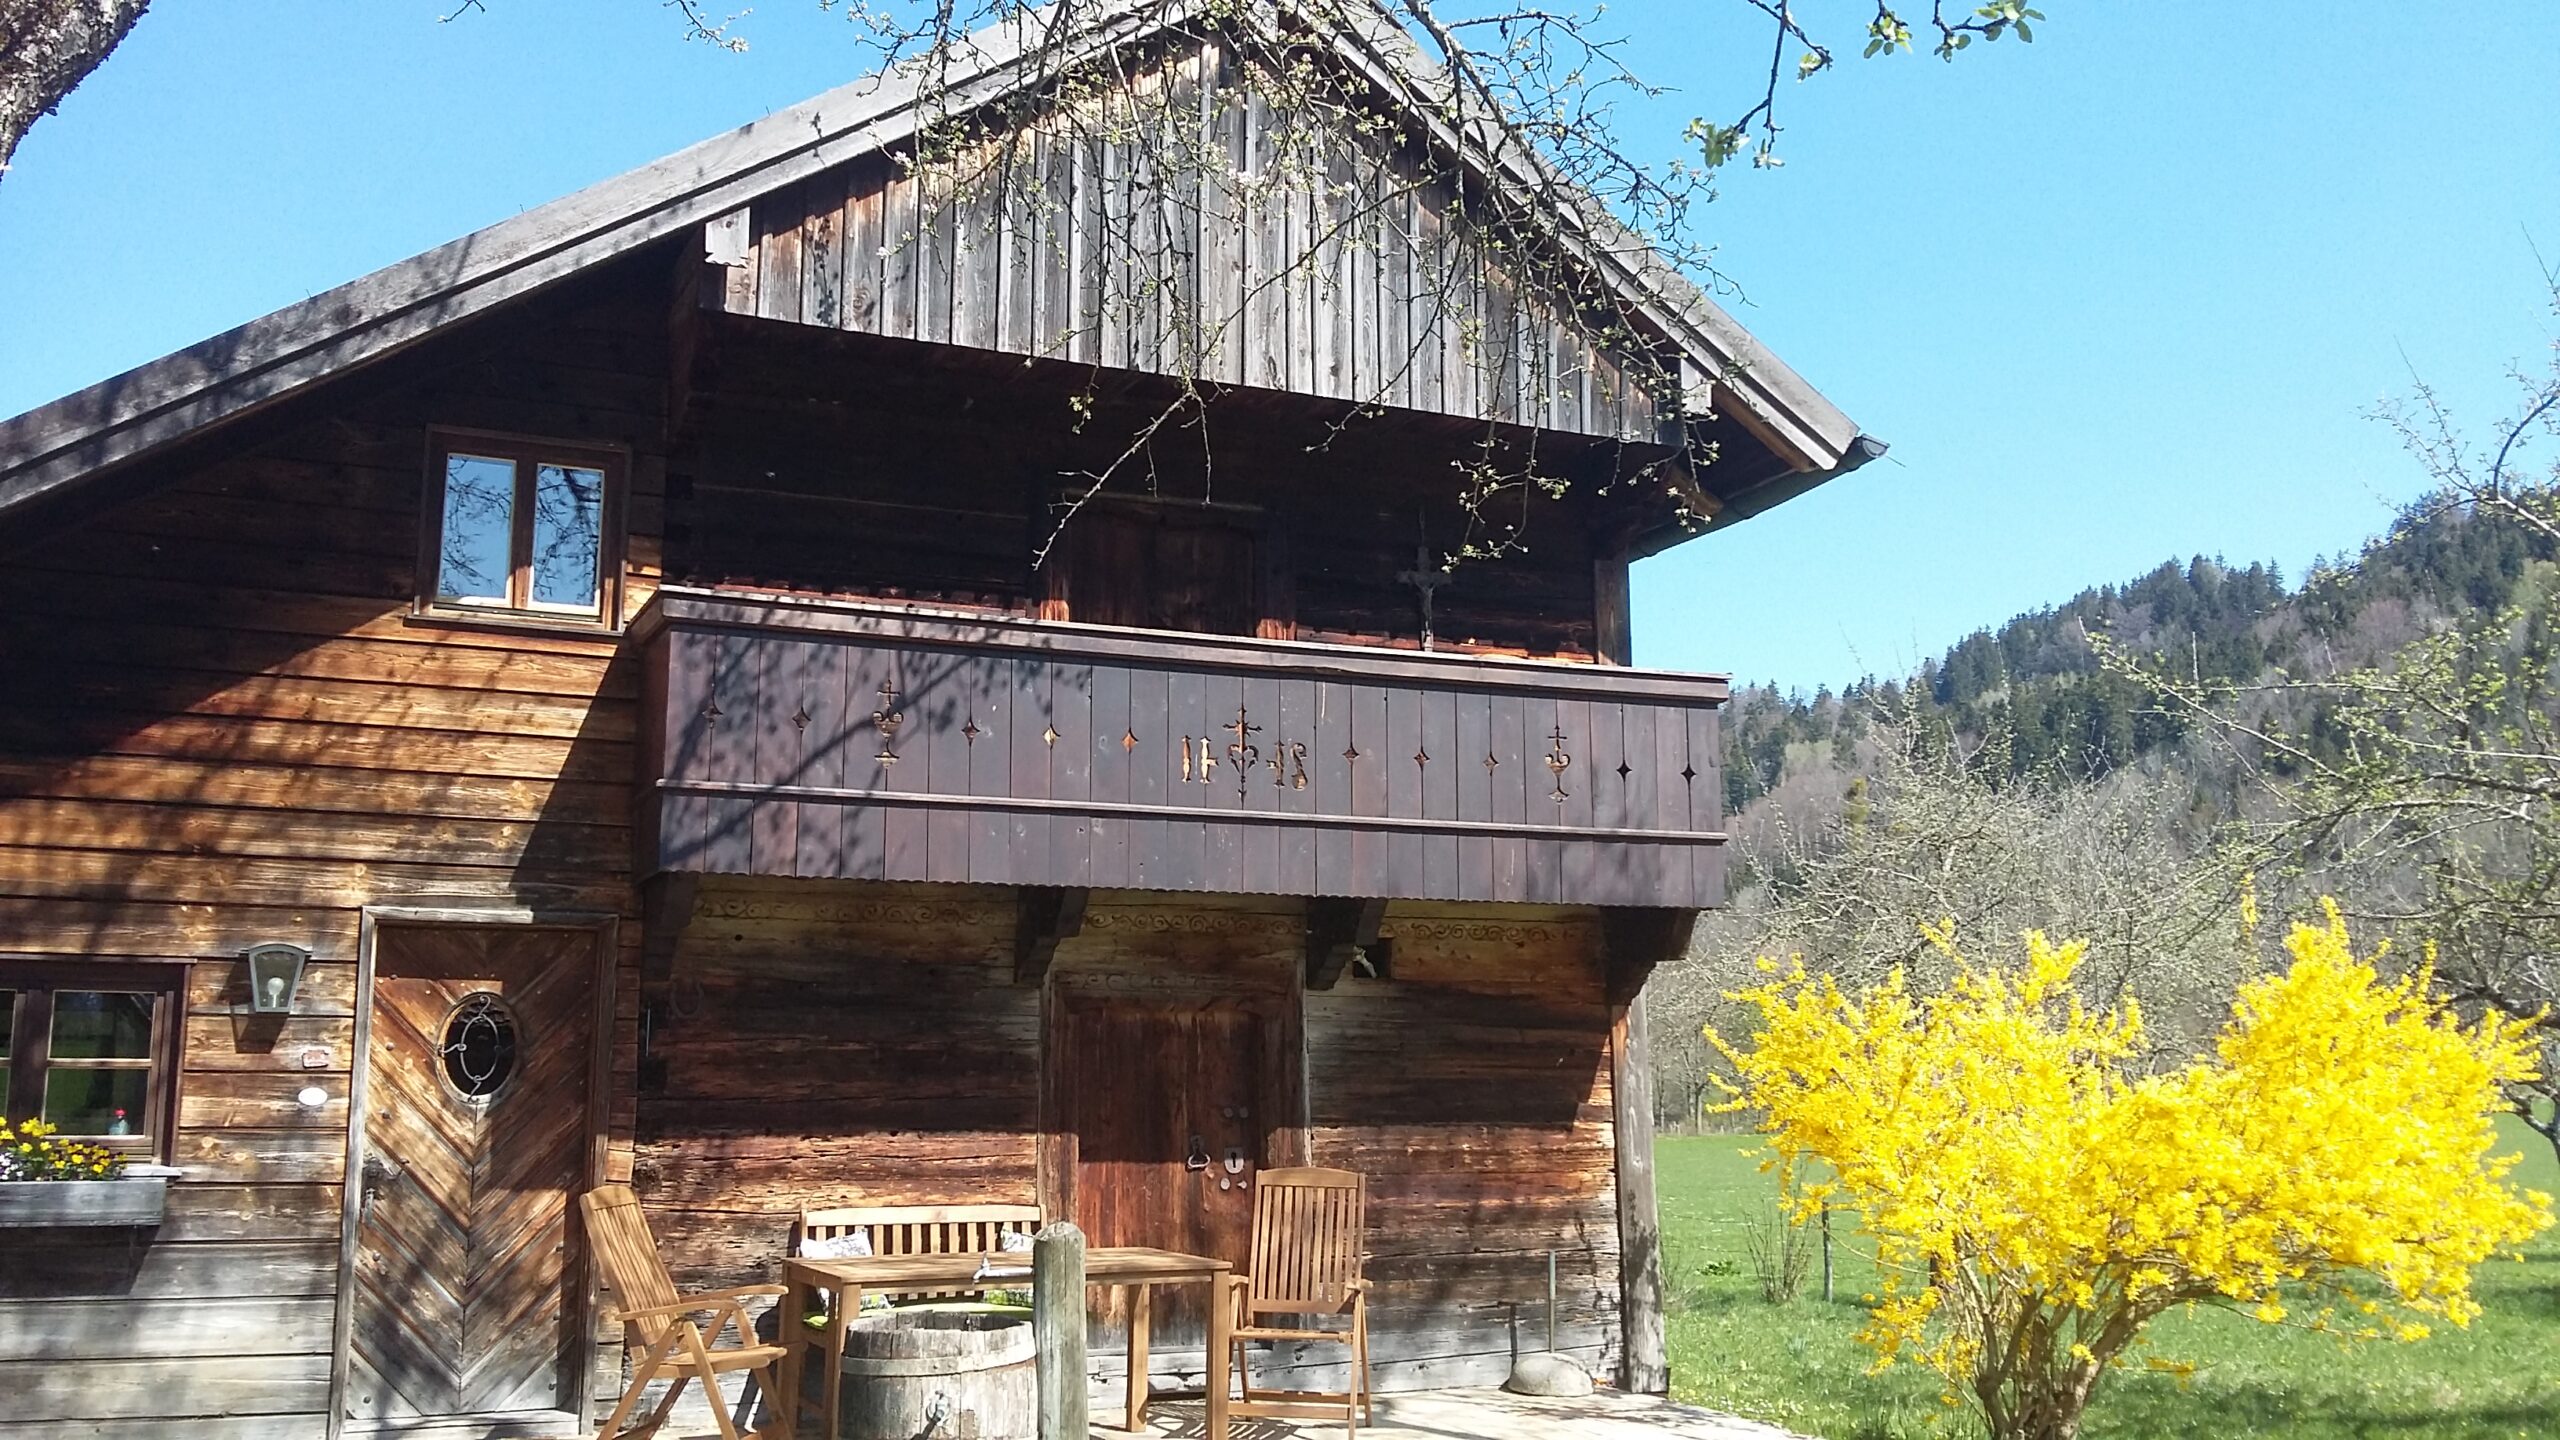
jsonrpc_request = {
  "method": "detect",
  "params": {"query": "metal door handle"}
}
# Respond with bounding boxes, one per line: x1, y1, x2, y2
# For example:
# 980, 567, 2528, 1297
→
1186, 1135, 1211, 1172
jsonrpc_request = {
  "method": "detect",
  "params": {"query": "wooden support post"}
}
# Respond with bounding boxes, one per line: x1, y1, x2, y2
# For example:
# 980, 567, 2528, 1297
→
1303, 896, 1386, 990
1602, 906, 1693, 1394
1612, 988, 1667, 1394
1016, 886, 1089, 986
1034, 1221, 1089, 1440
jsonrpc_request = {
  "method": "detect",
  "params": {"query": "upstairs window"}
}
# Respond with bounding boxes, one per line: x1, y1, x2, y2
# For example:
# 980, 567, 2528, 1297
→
421, 430, 625, 625
2, 961, 183, 1161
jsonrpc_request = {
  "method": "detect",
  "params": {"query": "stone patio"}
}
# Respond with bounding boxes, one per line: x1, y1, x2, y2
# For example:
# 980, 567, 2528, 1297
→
1098, 1388, 1815, 1440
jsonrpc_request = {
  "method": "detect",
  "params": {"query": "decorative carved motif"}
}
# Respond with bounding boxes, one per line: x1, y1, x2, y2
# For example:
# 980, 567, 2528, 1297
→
871, 682, 905, 763
1395, 920, 1567, 945
1223, 705, 1262, 796
1546, 723, 1573, 803
698, 896, 999, 927
1081, 910, 1300, 938
1267, 741, 1310, 791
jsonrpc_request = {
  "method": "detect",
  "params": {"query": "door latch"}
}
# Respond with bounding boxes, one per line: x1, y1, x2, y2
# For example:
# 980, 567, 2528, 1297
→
1186, 1135, 1211, 1172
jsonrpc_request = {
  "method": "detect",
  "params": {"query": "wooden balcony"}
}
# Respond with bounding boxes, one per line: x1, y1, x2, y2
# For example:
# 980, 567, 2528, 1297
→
634, 589, 1727, 909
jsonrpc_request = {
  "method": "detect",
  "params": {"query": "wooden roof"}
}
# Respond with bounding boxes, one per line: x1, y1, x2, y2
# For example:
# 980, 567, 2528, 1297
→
0, 1, 1873, 528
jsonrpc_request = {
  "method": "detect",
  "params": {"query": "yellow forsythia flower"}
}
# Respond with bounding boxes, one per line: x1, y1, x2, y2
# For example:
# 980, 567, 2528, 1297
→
1710, 902, 2552, 1438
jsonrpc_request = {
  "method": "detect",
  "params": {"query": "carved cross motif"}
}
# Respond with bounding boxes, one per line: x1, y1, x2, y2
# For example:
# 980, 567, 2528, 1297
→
1394, 541, 1453, 653
1223, 706, 1262, 796
872, 682, 905, 763
1545, 723, 1573, 803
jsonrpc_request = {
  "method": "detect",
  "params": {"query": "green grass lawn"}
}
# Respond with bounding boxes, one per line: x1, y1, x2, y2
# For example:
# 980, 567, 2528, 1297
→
1660, 1121, 2560, 1440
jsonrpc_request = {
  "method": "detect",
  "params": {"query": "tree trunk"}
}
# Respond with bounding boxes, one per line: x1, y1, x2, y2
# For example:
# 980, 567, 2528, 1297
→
0, 0, 151, 178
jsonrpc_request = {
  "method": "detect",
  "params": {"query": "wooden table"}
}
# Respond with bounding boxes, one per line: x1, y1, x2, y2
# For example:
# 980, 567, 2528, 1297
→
777, 1246, 1231, 1440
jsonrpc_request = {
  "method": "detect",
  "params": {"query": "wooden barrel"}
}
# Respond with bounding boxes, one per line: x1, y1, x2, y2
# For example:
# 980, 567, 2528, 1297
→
837, 1310, 1036, 1440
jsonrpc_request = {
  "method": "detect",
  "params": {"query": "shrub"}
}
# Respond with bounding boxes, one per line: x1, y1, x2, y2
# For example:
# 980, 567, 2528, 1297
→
1711, 903, 2553, 1440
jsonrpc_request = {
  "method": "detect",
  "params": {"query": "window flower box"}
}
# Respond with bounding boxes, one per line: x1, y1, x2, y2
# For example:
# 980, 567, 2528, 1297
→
0, 1171, 171, 1227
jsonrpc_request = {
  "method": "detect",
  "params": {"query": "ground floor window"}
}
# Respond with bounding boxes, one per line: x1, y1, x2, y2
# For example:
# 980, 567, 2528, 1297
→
1, 960, 183, 1160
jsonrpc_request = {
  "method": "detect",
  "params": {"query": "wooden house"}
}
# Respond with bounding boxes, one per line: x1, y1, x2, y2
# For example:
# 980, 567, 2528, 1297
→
0, 5, 1875, 1436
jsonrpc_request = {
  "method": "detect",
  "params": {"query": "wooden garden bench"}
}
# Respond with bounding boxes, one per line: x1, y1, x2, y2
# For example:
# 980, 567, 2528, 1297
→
786, 1201, 1044, 1436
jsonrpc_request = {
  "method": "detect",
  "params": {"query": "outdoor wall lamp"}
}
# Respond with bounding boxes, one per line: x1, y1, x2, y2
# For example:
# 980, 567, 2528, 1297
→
243, 942, 312, 1015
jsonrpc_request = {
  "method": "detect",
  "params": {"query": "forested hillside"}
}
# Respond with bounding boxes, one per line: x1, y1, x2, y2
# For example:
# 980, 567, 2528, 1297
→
1719, 490, 2558, 817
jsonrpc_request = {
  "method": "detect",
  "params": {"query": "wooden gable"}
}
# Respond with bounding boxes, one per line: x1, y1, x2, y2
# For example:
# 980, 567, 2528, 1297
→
711, 32, 1665, 440
0, 2, 1868, 539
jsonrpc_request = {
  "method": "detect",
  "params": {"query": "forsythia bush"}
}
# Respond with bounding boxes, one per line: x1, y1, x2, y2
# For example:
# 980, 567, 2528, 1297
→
1711, 902, 2553, 1440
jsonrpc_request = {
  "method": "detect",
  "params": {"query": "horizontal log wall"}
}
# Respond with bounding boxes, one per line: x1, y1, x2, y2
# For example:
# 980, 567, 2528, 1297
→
715, 35, 1665, 441
1306, 904, 1624, 1390
632, 877, 1041, 1288
630, 877, 1622, 1399
0, 257, 667, 1434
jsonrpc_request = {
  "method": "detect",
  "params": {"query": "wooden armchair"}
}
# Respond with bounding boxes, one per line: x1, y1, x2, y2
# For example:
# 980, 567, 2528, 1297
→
788, 1202, 1043, 1438
1224, 1167, 1372, 1435
581, 1183, 789, 1440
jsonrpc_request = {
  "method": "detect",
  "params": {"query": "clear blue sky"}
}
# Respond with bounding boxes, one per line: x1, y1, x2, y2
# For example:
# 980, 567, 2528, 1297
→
2, 3, 2553, 691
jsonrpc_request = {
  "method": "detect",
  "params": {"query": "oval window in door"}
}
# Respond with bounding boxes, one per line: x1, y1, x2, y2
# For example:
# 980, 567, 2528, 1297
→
438, 992, 520, 1103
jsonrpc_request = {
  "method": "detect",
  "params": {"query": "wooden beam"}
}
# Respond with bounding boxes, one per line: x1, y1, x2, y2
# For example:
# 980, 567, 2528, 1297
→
638, 873, 700, 987
1601, 906, 1693, 1006
1612, 991, 1667, 1394
1015, 886, 1088, 985
1601, 905, 1690, 1393
1304, 896, 1386, 990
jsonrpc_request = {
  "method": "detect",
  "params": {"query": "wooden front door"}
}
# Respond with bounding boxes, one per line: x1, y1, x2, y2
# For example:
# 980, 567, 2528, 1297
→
341, 923, 600, 1433
1057, 996, 1269, 1342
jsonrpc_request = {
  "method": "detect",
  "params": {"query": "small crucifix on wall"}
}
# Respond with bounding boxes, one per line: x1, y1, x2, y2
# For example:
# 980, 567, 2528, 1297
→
1395, 538, 1452, 653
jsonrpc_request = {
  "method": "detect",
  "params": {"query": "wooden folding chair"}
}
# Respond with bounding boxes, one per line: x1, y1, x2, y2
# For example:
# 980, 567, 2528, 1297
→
581, 1183, 790, 1440
1224, 1166, 1372, 1435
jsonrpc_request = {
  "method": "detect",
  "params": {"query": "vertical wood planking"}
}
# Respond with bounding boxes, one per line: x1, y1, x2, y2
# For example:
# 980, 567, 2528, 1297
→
845, 174, 885, 336
1009, 658, 1052, 888
1558, 697, 1595, 900
1087, 662, 1132, 889
1453, 691, 1491, 901
920, 647, 970, 881
920, 168, 957, 346
966, 654, 1012, 882
1312, 681, 1351, 892
1420, 690, 1458, 896
801, 171, 847, 330
1238, 673, 1280, 890
1051, 662, 1094, 888
1488, 690, 1526, 901
882, 173, 919, 341
758, 182, 805, 326
1275, 676, 1318, 895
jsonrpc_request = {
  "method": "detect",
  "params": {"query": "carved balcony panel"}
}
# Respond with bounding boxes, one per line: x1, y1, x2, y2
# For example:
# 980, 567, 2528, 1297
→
635, 589, 1726, 907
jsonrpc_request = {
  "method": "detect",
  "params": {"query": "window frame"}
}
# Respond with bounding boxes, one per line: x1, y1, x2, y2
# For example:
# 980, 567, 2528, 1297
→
417, 427, 629, 630
1, 959, 186, 1163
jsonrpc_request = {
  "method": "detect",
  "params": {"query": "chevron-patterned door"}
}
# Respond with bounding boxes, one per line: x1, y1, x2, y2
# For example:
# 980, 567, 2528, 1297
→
343, 924, 597, 1432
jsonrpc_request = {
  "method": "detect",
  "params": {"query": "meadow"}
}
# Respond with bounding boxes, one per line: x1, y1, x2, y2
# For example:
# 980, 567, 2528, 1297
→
1659, 1124, 2560, 1440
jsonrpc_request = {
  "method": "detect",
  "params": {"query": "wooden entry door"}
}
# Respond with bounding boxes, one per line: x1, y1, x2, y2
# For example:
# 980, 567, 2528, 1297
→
341, 923, 602, 1433
1057, 996, 1269, 1342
